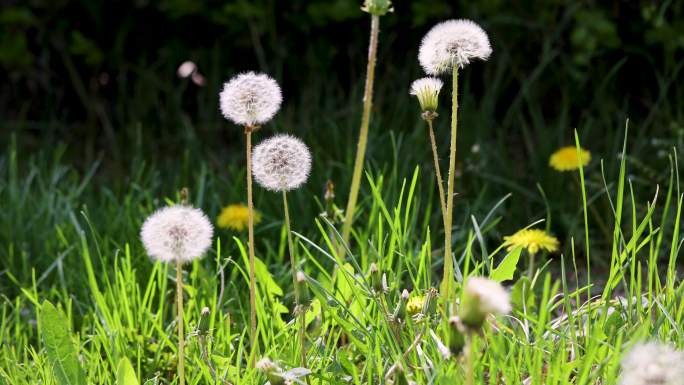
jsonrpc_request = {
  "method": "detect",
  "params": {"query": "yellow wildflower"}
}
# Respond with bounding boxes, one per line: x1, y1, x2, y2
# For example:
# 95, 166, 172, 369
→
503, 229, 559, 256
217, 204, 261, 231
549, 146, 591, 171
406, 295, 425, 316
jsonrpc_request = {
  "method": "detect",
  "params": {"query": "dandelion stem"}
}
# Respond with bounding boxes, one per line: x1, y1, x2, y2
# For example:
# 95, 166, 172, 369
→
340, 14, 380, 257
427, 118, 448, 230
245, 128, 258, 367
441, 64, 459, 302
282, 190, 306, 367
465, 333, 475, 385
527, 252, 536, 279
175, 260, 186, 385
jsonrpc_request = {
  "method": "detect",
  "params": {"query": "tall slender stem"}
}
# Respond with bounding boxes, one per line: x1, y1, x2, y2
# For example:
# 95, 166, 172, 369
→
340, 14, 380, 256
527, 252, 536, 279
175, 260, 185, 385
427, 118, 448, 229
282, 190, 305, 366
245, 129, 257, 367
441, 65, 459, 302
465, 334, 474, 385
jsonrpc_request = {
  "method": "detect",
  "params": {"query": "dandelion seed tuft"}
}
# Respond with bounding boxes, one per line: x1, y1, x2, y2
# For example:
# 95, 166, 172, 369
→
619, 342, 684, 385
219, 72, 282, 127
410, 77, 443, 113
252, 134, 312, 192
549, 146, 592, 171
460, 277, 511, 329
217, 203, 261, 232
140, 205, 213, 264
419, 19, 492, 75
503, 228, 559, 256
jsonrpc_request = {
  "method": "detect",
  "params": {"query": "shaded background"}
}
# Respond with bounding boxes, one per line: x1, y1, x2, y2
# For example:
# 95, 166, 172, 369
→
2, 0, 684, 291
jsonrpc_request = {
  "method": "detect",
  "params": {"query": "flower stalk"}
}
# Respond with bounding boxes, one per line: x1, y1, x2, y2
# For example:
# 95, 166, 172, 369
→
425, 115, 447, 228
245, 126, 258, 367
340, 14, 380, 256
441, 65, 459, 301
282, 190, 306, 367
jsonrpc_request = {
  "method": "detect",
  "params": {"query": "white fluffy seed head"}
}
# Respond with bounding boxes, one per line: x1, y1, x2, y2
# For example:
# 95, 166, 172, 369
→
219, 72, 282, 126
140, 205, 213, 264
252, 134, 312, 192
465, 277, 511, 315
419, 19, 492, 75
410, 77, 443, 112
619, 342, 684, 385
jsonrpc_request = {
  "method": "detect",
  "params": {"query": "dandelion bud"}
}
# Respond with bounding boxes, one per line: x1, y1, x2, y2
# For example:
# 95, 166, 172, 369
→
419, 19, 492, 75
296, 271, 310, 305
140, 205, 213, 264
369, 263, 383, 294
219, 71, 282, 127
362, 0, 392, 16
252, 134, 312, 192
619, 342, 684, 385
410, 77, 443, 114
393, 289, 410, 323
447, 316, 466, 355
459, 277, 511, 330
198, 307, 211, 336
256, 357, 284, 385
424, 287, 439, 316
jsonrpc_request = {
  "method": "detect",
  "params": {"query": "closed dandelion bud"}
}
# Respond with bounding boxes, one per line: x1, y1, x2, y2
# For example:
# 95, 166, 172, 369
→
393, 289, 410, 323
362, 0, 392, 16
447, 316, 466, 355
619, 342, 684, 385
256, 357, 284, 385
459, 277, 511, 330
410, 77, 443, 115
369, 263, 383, 294
296, 271, 310, 305
424, 287, 439, 316
198, 307, 211, 336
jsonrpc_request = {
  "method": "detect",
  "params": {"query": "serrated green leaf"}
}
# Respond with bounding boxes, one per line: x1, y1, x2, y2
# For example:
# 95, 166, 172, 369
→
40, 301, 86, 385
490, 246, 523, 282
116, 357, 138, 385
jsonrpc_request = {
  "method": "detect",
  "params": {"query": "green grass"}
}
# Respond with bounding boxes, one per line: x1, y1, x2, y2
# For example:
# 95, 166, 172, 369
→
1, 124, 682, 384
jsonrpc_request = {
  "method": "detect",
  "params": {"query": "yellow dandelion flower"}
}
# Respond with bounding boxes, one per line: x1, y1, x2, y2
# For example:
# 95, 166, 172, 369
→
549, 146, 591, 171
503, 229, 559, 256
406, 295, 425, 316
217, 204, 261, 232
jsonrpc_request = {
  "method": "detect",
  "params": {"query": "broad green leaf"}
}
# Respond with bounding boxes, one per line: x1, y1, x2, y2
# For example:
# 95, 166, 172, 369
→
490, 246, 523, 282
40, 301, 86, 385
116, 357, 138, 385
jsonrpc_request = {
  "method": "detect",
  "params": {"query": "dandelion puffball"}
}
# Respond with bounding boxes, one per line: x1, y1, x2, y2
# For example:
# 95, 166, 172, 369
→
410, 77, 443, 112
141, 205, 213, 264
419, 19, 492, 75
619, 342, 684, 385
460, 277, 511, 328
252, 134, 312, 192
219, 72, 282, 126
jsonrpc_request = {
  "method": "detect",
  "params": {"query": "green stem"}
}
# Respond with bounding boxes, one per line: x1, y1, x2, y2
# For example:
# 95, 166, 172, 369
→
175, 260, 185, 385
245, 128, 258, 367
441, 65, 459, 303
465, 333, 475, 385
427, 118, 448, 231
527, 252, 536, 279
340, 14, 380, 257
282, 190, 305, 367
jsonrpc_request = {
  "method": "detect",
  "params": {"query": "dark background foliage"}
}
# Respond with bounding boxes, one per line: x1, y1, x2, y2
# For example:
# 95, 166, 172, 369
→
1, 0, 684, 291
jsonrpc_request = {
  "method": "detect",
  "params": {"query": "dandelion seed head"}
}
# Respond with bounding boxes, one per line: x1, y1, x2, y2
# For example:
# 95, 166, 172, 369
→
549, 146, 592, 171
140, 205, 213, 264
464, 277, 511, 315
219, 72, 282, 126
419, 19, 492, 75
619, 342, 684, 385
503, 228, 559, 256
217, 203, 261, 232
252, 134, 312, 192
410, 77, 443, 112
